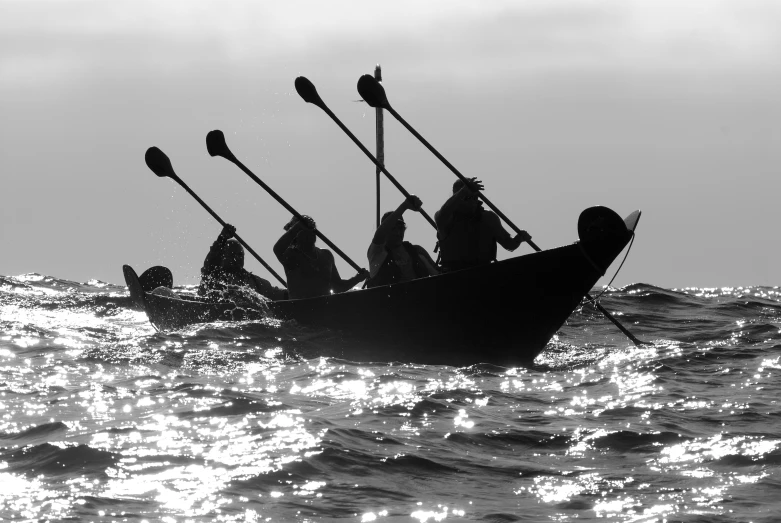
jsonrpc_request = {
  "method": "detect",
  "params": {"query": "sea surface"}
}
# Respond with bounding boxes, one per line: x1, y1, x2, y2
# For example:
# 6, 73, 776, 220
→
1, 273, 780, 522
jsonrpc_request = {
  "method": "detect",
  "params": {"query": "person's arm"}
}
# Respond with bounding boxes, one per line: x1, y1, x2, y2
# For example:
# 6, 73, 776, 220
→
414, 246, 440, 276
434, 178, 484, 233
249, 274, 288, 301
487, 212, 531, 252
202, 224, 236, 273
327, 251, 370, 293
367, 242, 387, 279
273, 221, 305, 264
372, 195, 422, 245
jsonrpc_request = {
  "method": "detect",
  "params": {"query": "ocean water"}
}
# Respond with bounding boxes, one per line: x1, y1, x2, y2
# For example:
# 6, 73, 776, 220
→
1, 273, 780, 522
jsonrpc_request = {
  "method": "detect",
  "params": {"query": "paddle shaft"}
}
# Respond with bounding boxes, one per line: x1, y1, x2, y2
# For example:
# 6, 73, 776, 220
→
385, 107, 646, 347
384, 106, 537, 246
167, 174, 287, 287
585, 295, 646, 346
315, 103, 438, 232
223, 155, 365, 274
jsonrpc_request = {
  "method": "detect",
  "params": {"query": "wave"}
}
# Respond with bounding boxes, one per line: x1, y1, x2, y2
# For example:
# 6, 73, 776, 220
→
0, 422, 69, 446
0, 443, 116, 477
588, 429, 692, 452
1, 273, 124, 295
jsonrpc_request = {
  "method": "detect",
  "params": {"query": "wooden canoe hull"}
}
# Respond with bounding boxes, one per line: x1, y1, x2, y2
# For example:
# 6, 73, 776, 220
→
124, 206, 635, 366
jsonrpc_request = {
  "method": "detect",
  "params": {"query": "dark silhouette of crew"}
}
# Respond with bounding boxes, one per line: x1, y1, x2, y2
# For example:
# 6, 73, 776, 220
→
198, 224, 287, 301
274, 216, 368, 299
366, 195, 438, 288
435, 178, 531, 272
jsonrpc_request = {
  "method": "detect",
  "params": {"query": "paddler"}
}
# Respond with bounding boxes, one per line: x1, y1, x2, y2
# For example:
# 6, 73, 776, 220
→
274, 216, 369, 299
366, 195, 439, 288
435, 178, 531, 272
198, 224, 287, 301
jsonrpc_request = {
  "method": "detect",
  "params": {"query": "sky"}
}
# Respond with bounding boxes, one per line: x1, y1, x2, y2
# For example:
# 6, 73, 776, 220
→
2, 0, 780, 289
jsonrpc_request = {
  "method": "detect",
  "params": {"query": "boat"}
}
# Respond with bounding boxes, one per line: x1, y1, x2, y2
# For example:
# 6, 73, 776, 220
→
124, 206, 640, 366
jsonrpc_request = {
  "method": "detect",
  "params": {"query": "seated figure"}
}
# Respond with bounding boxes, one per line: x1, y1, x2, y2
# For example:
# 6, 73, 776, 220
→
435, 178, 531, 272
366, 195, 438, 288
198, 224, 287, 301
273, 215, 368, 299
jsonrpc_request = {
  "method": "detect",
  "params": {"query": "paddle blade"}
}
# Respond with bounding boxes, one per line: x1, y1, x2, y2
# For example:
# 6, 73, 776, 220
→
206, 130, 234, 160
577, 206, 628, 243
145, 147, 176, 179
294, 76, 325, 108
357, 74, 390, 109
138, 265, 173, 292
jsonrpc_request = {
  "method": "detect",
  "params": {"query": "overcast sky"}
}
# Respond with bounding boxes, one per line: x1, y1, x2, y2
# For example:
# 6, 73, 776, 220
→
2, 0, 780, 289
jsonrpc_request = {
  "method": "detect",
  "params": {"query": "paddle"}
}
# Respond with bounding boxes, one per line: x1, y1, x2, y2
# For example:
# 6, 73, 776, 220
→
138, 265, 173, 292
205, 130, 367, 275
144, 147, 287, 288
356, 75, 534, 245
294, 76, 438, 232
356, 75, 648, 347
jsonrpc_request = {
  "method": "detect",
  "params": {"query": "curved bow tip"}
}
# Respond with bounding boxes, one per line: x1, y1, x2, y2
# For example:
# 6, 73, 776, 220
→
145, 147, 176, 178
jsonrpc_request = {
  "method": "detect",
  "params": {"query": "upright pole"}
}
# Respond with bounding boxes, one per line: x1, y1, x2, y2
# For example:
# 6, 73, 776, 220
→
374, 64, 384, 229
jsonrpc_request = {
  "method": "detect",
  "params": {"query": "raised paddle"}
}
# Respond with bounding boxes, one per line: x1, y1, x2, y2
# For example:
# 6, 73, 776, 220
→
356, 74, 536, 246
144, 146, 287, 288
294, 76, 438, 232
205, 130, 368, 275
357, 75, 648, 347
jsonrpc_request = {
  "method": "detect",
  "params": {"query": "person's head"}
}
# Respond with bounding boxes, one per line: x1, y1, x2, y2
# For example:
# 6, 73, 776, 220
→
452, 180, 483, 215
284, 215, 317, 250
381, 211, 406, 247
221, 239, 245, 270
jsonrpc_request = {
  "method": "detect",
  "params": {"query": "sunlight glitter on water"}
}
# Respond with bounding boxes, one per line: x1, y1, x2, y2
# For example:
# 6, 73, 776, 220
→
5, 277, 781, 520
0, 473, 43, 515
3, 307, 104, 334
658, 434, 780, 465
410, 506, 457, 522
95, 408, 325, 517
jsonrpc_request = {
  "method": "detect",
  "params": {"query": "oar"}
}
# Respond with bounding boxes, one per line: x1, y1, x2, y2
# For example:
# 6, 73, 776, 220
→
357, 75, 647, 347
205, 130, 367, 275
357, 75, 538, 248
144, 147, 287, 288
294, 76, 438, 232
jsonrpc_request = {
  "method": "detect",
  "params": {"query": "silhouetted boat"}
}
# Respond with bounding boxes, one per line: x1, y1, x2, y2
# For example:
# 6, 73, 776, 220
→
124, 206, 640, 366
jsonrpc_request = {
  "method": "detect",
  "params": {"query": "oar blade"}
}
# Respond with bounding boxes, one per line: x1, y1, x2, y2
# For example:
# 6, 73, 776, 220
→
145, 147, 176, 179
206, 130, 233, 160
357, 74, 390, 109
295, 76, 325, 108
138, 265, 173, 292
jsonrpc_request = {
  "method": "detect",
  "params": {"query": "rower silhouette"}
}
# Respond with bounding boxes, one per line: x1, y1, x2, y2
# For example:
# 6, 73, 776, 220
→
435, 178, 531, 272
199, 224, 287, 301
366, 195, 438, 288
274, 216, 368, 299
